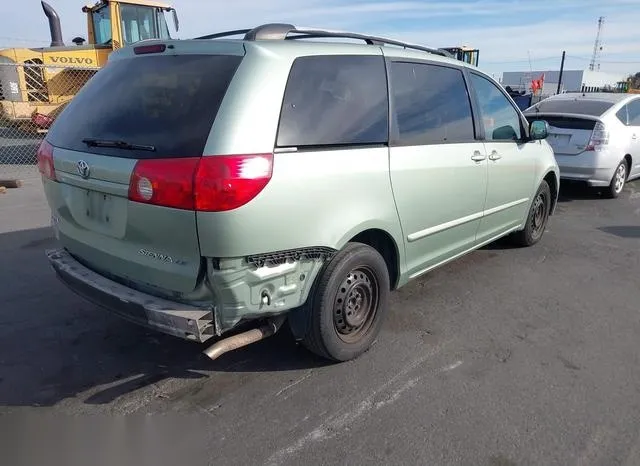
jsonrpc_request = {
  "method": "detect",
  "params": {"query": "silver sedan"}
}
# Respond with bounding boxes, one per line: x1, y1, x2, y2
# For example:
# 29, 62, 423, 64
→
525, 92, 640, 198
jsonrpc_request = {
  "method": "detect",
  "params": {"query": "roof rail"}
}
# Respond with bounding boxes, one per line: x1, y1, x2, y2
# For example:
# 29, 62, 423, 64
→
289, 29, 451, 57
193, 23, 452, 58
193, 29, 251, 40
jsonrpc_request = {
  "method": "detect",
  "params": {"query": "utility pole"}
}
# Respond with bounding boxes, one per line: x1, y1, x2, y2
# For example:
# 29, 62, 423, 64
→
589, 16, 605, 72
557, 51, 566, 94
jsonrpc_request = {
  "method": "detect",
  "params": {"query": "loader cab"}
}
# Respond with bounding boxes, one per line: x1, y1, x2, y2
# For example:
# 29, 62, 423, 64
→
442, 46, 479, 67
84, 0, 179, 48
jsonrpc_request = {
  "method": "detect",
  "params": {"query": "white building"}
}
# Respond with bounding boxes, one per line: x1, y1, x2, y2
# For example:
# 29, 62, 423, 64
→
501, 69, 626, 95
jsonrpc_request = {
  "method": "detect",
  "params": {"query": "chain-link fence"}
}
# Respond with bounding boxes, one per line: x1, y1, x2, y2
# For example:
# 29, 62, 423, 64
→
0, 61, 98, 180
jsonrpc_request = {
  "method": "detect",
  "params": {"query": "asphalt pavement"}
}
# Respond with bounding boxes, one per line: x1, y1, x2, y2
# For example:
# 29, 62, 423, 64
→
1, 176, 640, 466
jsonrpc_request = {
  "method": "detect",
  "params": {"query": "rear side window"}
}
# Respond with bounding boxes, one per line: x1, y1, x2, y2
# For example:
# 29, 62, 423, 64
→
47, 54, 242, 159
627, 99, 640, 126
389, 62, 475, 146
616, 106, 629, 125
276, 55, 388, 147
527, 99, 614, 116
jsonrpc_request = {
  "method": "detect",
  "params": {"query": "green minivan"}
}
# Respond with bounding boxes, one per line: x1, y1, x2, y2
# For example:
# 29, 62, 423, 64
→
39, 24, 559, 362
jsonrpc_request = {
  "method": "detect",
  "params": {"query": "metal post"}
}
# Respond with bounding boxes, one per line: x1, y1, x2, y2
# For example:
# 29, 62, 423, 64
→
557, 51, 566, 94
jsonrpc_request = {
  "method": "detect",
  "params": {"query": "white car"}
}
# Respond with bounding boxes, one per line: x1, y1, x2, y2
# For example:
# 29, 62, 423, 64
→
525, 92, 640, 198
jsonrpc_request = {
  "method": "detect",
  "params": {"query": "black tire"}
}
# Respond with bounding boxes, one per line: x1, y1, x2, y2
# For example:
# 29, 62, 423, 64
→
301, 242, 390, 362
604, 161, 627, 199
511, 180, 551, 247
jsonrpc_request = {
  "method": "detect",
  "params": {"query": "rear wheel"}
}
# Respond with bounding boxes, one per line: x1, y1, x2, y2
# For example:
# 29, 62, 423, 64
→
511, 180, 551, 247
301, 243, 390, 362
605, 161, 627, 199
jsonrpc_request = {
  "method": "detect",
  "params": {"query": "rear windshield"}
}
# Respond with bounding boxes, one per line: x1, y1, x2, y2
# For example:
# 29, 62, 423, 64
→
276, 55, 389, 148
525, 115, 596, 130
526, 98, 614, 117
47, 54, 242, 159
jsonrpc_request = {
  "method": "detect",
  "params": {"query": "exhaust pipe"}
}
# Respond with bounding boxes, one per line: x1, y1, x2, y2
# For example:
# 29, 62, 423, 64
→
203, 316, 285, 361
41, 1, 64, 47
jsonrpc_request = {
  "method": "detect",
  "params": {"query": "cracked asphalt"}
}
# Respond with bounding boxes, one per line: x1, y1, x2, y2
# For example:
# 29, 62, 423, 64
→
1, 175, 640, 466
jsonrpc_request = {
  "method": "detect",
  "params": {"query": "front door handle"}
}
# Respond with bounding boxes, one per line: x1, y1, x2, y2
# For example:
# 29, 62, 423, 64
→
632, 134, 637, 140
471, 151, 486, 162
489, 150, 502, 161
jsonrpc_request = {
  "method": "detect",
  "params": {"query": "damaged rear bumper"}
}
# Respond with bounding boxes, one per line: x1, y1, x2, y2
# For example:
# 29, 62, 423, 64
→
46, 248, 216, 343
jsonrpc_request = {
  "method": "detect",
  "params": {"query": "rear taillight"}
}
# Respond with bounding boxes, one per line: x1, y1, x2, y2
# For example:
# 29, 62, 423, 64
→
128, 157, 200, 210
36, 140, 56, 181
194, 154, 273, 212
128, 154, 273, 212
586, 122, 609, 151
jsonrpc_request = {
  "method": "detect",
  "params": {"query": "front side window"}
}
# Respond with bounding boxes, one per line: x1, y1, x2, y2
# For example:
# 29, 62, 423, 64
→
390, 62, 475, 146
120, 5, 160, 44
92, 4, 112, 45
277, 55, 388, 147
471, 73, 523, 142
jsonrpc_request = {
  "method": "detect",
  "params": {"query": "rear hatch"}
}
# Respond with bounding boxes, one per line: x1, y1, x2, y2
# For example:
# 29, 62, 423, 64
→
525, 98, 614, 156
42, 42, 244, 294
526, 114, 598, 155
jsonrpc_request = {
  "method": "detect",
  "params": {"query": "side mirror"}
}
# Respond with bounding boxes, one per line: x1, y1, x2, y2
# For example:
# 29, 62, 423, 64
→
529, 120, 549, 140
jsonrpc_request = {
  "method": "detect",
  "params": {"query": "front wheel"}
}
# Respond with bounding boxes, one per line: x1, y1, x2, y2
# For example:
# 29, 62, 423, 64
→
301, 242, 390, 362
605, 161, 627, 199
511, 180, 551, 247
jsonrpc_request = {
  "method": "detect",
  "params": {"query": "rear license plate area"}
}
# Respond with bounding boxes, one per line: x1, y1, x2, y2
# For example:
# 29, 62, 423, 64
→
549, 133, 571, 145
84, 189, 113, 225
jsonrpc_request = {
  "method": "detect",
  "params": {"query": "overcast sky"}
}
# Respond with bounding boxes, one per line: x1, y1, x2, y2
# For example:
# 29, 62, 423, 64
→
2, 0, 639, 78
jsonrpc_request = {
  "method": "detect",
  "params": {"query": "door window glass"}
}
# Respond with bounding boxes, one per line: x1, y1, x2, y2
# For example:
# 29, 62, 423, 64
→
471, 73, 523, 141
390, 62, 475, 146
120, 5, 159, 44
92, 4, 112, 45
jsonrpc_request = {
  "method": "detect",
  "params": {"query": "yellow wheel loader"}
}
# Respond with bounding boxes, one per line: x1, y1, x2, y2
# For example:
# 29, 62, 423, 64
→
441, 46, 479, 67
0, 0, 178, 130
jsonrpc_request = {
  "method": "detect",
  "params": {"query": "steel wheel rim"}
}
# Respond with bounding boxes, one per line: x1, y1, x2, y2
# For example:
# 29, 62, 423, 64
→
333, 266, 379, 343
531, 192, 548, 239
614, 164, 626, 193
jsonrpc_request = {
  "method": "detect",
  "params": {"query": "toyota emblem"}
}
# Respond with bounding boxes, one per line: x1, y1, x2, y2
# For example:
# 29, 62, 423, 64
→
77, 160, 90, 179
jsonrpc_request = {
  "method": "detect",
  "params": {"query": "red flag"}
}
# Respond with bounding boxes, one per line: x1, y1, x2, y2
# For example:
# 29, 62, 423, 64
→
531, 74, 545, 94
531, 79, 540, 93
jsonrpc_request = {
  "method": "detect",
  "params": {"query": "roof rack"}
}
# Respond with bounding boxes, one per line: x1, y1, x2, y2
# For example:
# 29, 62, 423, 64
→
193, 23, 452, 58
193, 29, 251, 40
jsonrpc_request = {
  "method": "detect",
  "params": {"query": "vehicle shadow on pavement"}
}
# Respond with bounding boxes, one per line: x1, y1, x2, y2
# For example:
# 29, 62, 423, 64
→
0, 227, 329, 408
80, 329, 329, 406
557, 183, 606, 203
480, 236, 518, 251
598, 226, 640, 239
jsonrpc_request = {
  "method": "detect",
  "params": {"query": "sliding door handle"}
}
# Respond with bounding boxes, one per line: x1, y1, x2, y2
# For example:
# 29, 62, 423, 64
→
489, 150, 502, 161
471, 151, 486, 162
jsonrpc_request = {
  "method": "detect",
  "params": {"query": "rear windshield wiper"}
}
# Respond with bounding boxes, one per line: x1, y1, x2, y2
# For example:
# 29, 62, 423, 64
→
82, 138, 156, 152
